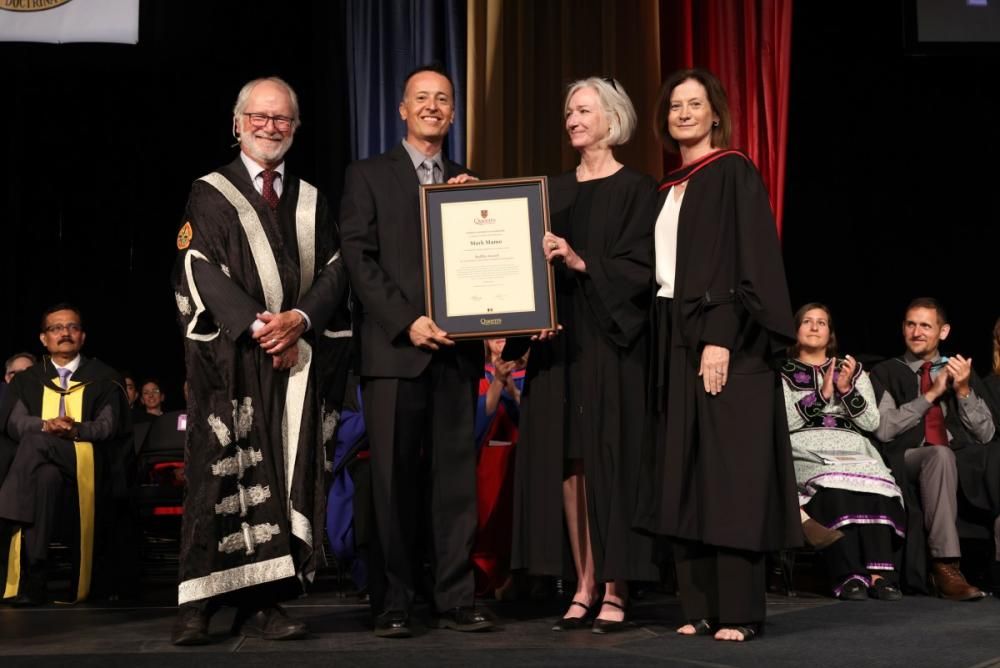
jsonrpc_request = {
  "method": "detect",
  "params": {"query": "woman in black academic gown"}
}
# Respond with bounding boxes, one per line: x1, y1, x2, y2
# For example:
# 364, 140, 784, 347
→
633, 68, 801, 642
512, 76, 658, 632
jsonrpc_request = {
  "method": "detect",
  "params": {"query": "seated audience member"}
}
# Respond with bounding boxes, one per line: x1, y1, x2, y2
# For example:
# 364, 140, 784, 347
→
135, 379, 166, 423
985, 317, 1000, 590
473, 339, 526, 598
475, 338, 526, 449
0, 303, 130, 605
4, 352, 36, 386
0, 353, 37, 478
781, 304, 905, 601
121, 372, 139, 410
870, 298, 999, 600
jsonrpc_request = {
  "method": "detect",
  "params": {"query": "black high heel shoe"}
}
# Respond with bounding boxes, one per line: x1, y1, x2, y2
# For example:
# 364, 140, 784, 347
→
591, 599, 632, 634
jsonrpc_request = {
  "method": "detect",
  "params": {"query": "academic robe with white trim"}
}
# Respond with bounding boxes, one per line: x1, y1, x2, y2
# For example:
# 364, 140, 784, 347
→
172, 158, 350, 605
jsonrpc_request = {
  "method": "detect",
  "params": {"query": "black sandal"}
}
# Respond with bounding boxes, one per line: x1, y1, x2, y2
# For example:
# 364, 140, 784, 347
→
678, 618, 718, 636
591, 599, 632, 634
715, 622, 762, 642
551, 600, 593, 631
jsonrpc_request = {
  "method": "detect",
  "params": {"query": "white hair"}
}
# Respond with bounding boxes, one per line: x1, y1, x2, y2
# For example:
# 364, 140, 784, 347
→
564, 76, 636, 146
232, 76, 302, 129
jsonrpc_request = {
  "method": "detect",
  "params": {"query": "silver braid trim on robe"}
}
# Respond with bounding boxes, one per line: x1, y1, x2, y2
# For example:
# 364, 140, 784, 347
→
214, 484, 271, 517
290, 509, 312, 546
282, 339, 313, 546
295, 182, 317, 301
321, 405, 340, 445
177, 554, 296, 605
322, 329, 352, 339
211, 446, 264, 478
198, 172, 284, 314
174, 291, 192, 316
201, 171, 320, 553
232, 397, 253, 441
218, 521, 280, 555
181, 249, 221, 342
207, 414, 232, 447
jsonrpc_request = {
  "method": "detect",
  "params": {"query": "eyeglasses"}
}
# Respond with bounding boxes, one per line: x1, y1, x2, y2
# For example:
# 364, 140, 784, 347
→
602, 76, 619, 92
243, 112, 294, 132
142, 389, 161, 396
44, 323, 82, 334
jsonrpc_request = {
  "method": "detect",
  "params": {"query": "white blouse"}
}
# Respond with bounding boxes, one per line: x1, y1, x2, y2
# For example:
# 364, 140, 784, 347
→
654, 185, 684, 298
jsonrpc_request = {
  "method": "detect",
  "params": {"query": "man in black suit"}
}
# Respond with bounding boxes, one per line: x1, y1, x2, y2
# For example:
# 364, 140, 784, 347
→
340, 64, 491, 638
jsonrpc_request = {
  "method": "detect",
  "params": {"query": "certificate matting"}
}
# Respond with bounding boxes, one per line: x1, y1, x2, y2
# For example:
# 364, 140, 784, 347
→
421, 177, 555, 338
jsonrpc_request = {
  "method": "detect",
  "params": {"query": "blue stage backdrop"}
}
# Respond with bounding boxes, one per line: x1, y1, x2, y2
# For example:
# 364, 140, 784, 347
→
344, 0, 467, 163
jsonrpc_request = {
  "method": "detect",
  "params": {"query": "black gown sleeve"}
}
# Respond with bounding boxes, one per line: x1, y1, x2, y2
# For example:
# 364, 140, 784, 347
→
577, 173, 657, 348
191, 261, 264, 341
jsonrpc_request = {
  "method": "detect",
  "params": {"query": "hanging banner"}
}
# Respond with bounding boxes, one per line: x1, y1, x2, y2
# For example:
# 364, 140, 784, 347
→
0, 0, 139, 44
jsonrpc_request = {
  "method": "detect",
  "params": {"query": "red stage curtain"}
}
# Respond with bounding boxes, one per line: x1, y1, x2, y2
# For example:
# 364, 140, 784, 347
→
660, 0, 793, 236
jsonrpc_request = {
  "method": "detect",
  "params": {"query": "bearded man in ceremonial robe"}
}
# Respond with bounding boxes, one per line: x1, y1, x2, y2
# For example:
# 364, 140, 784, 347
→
170, 76, 351, 645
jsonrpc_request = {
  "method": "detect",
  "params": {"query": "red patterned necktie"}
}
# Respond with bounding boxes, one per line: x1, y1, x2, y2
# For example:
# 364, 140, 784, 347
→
261, 170, 280, 209
919, 361, 949, 446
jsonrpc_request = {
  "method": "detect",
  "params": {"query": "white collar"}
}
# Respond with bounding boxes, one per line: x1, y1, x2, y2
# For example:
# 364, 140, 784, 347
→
52, 355, 81, 375
239, 151, 286, 182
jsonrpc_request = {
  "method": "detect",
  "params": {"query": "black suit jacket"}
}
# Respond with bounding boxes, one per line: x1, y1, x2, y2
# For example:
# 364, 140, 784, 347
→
340, 143, 482, 379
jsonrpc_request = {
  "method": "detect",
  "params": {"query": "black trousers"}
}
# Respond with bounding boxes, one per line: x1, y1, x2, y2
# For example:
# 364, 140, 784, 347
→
823, 524, 901, 586
0, 431, 77, 564
672, 540, 766, 625
363, 354, 478, 614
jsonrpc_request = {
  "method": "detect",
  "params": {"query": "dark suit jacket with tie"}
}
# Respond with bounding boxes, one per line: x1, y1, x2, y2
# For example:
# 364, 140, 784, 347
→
339, 142, 482, 380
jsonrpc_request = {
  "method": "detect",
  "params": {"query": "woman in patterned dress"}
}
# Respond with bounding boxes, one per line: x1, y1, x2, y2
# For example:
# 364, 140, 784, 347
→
781, 303, 906, 601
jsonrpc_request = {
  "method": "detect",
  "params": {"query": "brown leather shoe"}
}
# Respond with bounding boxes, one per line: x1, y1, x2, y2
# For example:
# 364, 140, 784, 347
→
931, 560, 987, 601
802, 518, 844, 550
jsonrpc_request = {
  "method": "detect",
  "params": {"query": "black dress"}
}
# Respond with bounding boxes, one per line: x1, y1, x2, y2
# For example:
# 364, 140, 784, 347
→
511, 166, 659, 583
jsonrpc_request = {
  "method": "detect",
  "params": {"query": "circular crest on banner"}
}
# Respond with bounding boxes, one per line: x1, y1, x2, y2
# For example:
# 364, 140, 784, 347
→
1, 0, 73, 12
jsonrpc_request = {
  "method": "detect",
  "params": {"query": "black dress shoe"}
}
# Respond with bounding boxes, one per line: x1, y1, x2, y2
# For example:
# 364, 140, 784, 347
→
591, 599, 633, 634
374, 610, 412, 638
869, 579, 903, 601
434, 606, 494, 632
232, 605, 308, 640
171, 607, 212, 646
10, 591, 47, 608
552, 600, 593, 631
11, 562, 48, 607
837, 578, 868, 601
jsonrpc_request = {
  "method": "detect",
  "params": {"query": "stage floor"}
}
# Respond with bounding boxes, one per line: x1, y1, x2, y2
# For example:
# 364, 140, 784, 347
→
1, 586, 999, 667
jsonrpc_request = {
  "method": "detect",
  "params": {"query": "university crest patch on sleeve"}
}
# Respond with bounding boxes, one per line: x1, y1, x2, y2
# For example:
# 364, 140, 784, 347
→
176, 221, 193, 249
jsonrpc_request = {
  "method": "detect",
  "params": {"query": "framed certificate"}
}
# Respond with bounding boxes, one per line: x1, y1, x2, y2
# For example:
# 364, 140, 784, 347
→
420, 177, 556, 339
